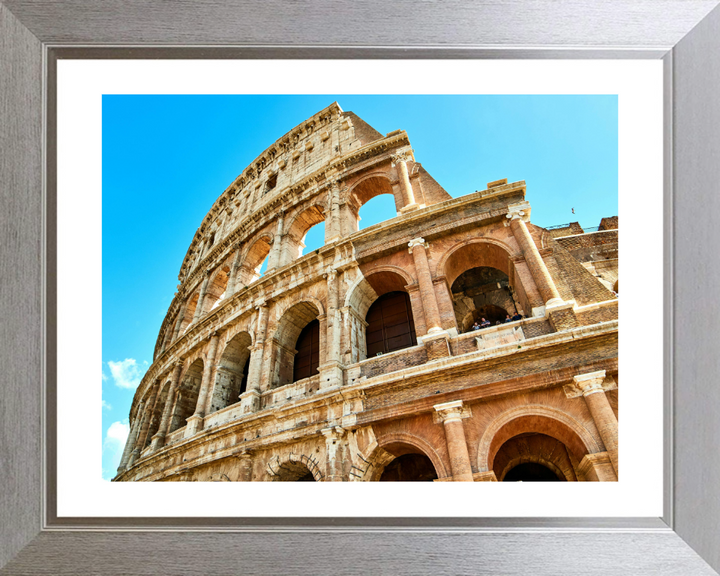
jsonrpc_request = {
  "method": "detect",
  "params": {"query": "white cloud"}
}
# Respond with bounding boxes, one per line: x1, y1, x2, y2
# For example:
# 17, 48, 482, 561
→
102, 420, 129, 480
101, 372, 108, 381
101, 399, 112, 410
107, 358, 147, 390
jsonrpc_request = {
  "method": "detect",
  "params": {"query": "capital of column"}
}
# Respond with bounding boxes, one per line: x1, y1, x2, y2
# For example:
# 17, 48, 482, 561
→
324, 268, 338, 280
433, 400, 471, 424
505, 200, 532, 223
408, 237, 428, 253
566, 370, 610, 398
321, 426, 346, 441
390, 151, 412, 165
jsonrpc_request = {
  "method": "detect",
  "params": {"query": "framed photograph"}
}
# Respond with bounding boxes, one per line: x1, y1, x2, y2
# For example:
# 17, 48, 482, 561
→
2, 2, 720, 574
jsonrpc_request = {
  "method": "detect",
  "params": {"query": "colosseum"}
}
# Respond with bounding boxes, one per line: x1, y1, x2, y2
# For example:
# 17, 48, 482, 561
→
114, 102, 619, 483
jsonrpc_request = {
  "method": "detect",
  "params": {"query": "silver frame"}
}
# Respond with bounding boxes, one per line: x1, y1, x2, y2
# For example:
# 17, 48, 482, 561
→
2, 2, 720, 574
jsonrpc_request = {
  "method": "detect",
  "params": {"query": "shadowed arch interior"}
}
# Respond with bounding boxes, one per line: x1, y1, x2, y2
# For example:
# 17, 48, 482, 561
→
169, 359, 203, 433
286, 205, 326, 262
238, 235, 272, 286
144, 382, 170, 448
378, 442, 439, 482
203, 265, 230, 314
209, 332, 252, 413
273, 301, 321, 387
494, 433, 575, 481
451, 266, 517, 331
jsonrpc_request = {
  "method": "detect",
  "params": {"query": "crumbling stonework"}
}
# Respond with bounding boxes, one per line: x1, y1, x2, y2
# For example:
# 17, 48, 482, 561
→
115, 103, 619, 483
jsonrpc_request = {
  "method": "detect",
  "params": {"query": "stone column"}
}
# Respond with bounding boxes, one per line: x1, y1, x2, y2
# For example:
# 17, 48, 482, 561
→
191, 272, 212, 323
267, 212, 285, 271
225, 244, 243, 297
242, 302, 269, 413
505, 202, 563, 308
434, 400, 474, 482
325, 179, 342, 244
117, 403, 143, 473
567, 370, 619, 477
322, 426, 347, 481
127, 381, 160, 467
408, 238, 443, 334
391, 151, 417, 210
185, 332, 221, 437
318, 269, 345, 390
236, 451, 254, 481
172, 301, 187, 341
151, 361, 183, 450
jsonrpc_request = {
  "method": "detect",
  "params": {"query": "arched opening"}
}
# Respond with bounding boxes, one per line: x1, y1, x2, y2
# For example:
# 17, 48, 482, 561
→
208, 332, 252, 414
237, 236, 272, 287
366, 291, 417, 356
204, 265, 230, 314
442, 242, 533, 332
379, 454, 438, 482
273, 461, 317, 482
293, 319, 320, 382
144, 381, 170, 447
503, 462, 563, 482
483, 414, 595, 482
300, 222, 325, 255
169, 359, 203, 433
358, 193, 398, 230
451, 266, 517, 331
350, 175, 402, 228
361, 269, 418, 358
494, 433, 573, 481
285, 205, 325, 264
178, 292, 200, 335
272, 301, 321, 387
613, 279, 618, 294
377, 442, 439, 482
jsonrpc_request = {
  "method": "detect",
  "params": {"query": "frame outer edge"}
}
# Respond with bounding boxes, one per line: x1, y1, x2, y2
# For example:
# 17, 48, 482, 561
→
672, 3, 720, 573
0, 2, 43, 571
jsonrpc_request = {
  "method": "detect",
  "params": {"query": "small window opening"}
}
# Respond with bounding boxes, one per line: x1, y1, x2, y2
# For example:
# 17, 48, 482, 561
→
265, 174, 277, 194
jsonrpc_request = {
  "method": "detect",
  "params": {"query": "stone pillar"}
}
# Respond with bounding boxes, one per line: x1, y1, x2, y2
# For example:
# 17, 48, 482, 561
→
267, 212, 285, 271
225, 244, 243, 297
185, 332, 220, 437
191, 272, 211, 323
242, 302, 269, 413
566, 370, 619, 477
151, 361, 183, 451
505, 202, 563, 308
127, 381, 161, 466
171, 301, 187, 341
322, 426, 347, 481
117, 404, 143, 473
434, 400, 474, 482
391, 151, 418, 211
236, 451, 254, 481
319, 269, 344, 390
325, 179, 342, 244
408, 238, 443, 334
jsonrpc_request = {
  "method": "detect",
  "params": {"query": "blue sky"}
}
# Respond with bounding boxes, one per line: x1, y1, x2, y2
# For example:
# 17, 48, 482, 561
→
101, 94, 618, 479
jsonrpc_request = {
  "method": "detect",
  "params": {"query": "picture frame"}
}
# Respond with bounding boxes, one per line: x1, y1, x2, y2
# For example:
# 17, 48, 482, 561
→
1, 1, 719, 574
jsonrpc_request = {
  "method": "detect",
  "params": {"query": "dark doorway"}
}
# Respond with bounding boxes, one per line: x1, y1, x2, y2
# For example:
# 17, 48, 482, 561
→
293, 319, 320, 381
379, 453, 438, 482
366, 291, 417, 357
503, 462, 563, 482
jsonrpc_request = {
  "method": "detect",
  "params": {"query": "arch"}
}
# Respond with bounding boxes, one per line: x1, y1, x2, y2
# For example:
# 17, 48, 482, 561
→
284, 204, 326, 262
144, 380, 171, 447
178, 292, 200, 335
371, 432, 449, 480
268, 453, 323, 482
169, 358, 204, 433
202, 263, 231, 314
451, 267, 516, 331
237, 234, 272, 287
438, 238, 515, 288
345, 265, 414, 319
494, 433, 576, 481
346, 171, 403, 214
502, 460, 565, 482
208, 331, 253, 414
476, 405, 601, 473
271, 300, 322, 387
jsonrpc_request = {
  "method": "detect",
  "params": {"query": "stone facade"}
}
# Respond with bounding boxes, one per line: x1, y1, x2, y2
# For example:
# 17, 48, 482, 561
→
114, 102, 619, 483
